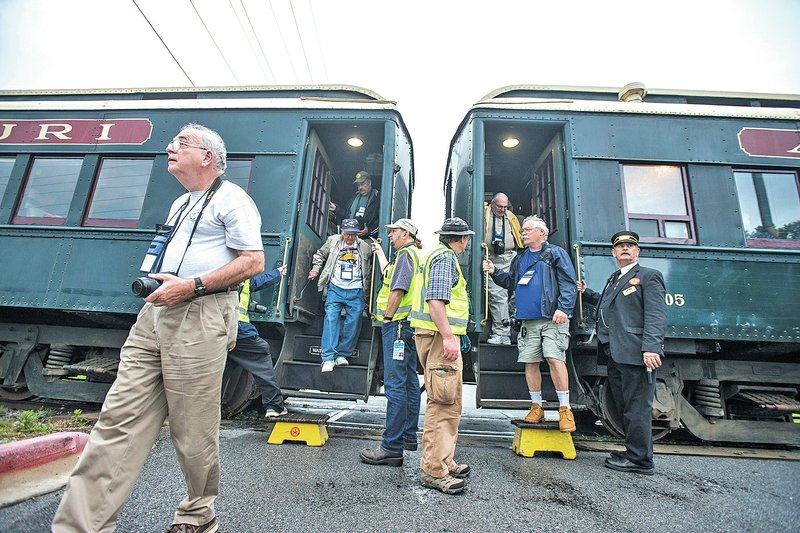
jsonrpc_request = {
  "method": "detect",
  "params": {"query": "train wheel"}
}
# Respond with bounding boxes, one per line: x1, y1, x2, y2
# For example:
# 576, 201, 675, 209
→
220, 362, 257, 418
599, 378, 671, 441
0, 383, 34, 401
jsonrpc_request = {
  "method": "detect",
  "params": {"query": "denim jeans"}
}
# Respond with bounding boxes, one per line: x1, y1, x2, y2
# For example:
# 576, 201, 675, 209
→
321, 283, 364, 362
226, 334, 284, 411
380, 319, 421, 454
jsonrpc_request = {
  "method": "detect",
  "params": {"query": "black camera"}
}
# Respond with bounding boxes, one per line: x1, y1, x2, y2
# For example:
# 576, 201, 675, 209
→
501, 316, 523, 332
131, 277, 162, 298
492, 238, 505, 255
248, 300, 267, 314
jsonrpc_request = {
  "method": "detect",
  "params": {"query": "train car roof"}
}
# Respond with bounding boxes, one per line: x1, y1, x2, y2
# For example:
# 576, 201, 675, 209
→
0, 84, 398, 110
472, 83, 800, 120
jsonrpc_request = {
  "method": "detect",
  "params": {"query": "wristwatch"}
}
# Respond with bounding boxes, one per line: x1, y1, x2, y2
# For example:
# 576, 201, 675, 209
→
193, 277, 206, 297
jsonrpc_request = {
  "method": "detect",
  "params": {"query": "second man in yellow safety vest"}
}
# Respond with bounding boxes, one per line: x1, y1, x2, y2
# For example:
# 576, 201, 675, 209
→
410, 217, 473, 495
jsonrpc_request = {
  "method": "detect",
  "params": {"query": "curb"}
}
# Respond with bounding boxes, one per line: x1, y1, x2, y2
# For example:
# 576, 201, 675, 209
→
0, 432, 89, 475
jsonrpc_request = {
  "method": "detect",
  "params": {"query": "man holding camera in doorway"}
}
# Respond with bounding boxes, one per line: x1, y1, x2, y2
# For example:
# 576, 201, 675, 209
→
482, 215, 578, 432
484, 193, 523, 345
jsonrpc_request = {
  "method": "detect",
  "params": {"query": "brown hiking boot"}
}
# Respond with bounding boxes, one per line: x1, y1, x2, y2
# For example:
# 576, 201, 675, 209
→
524, 403, 544, 423
420, 471, 465, 494
559, 406, 576, 432
448, 463, 471, 479
166, 518, 218, 533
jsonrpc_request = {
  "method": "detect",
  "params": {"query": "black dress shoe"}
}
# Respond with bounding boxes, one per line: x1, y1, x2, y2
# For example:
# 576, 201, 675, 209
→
604, 455, 654, 475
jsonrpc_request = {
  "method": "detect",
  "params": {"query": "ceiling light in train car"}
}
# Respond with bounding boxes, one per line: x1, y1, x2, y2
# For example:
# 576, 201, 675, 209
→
502, 137, 519, 148
347, 136, 364, 147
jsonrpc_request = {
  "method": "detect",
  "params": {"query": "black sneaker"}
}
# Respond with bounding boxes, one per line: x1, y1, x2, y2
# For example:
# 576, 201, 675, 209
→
359, 446, 403, 467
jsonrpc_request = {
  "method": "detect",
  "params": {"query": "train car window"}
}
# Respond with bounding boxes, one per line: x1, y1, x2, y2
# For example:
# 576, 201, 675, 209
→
224, 159, 253, 192
734, 170, 800, 248
621, 164, 694, 244
12, 157, 83, 226
0, 157, 13, 199
83, 158, 153, 228
533, 153, 557, 235
306, 148, 330, 239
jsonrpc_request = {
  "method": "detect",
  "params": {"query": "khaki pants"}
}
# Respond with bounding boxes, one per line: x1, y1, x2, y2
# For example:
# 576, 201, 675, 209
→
414, 328, 463, 478
52, 291, 237, 533
488, 251, 515, 337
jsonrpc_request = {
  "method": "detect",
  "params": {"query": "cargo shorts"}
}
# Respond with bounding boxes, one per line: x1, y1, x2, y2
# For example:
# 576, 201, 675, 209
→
516, 319, 570, 363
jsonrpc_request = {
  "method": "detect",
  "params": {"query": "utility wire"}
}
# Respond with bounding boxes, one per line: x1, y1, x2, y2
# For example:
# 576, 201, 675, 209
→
132, 0, 195, 86
288, 0, 314, 82
189, 0, 241, 85
239, 0, 277, 83
307, 0, 328, 82
268, 0, 298, 80
228, 0, 271, 83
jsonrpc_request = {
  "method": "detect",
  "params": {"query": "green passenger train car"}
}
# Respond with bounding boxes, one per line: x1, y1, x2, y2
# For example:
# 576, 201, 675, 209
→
0, 85, 414, 414
445, 83, 800, 445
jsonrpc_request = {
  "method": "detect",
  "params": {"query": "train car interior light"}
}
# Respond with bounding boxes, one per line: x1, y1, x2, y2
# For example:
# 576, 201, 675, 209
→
502, 137, 519, 148
347, 136, 363, 147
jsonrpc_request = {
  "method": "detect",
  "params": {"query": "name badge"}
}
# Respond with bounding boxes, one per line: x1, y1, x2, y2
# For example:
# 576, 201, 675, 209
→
356, 206, 366, 217
140, 254, 157, 273
340, 263, 354, 280
622, 286, 637, 296
392, 340, 405, 361
518, 270, 535, 286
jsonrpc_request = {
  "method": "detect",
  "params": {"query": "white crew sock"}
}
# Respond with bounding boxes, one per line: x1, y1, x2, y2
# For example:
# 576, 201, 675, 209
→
529, 391, 542, 406
556, 390, 570, 409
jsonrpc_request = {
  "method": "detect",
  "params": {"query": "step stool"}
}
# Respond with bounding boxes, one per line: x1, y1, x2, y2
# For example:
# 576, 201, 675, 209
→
511, 419, 576, 459
267, 413, 330, 446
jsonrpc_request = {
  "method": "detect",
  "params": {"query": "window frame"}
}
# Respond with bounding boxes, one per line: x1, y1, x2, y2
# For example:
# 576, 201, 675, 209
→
11, 156, 84, 226
224, 157, 255, 193
82, 156, 155, 229
620, 163, 696, 245
733, 167, 800, 250
305, 149, 330, 239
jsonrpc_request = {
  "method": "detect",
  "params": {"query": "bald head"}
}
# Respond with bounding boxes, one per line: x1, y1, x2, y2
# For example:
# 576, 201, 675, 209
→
490, 193, 510, 216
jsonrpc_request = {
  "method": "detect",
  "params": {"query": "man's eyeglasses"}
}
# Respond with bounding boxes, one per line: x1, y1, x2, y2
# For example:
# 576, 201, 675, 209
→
520, 227, 539, 234
168, 138, 208, 152
492, 203, 509, 210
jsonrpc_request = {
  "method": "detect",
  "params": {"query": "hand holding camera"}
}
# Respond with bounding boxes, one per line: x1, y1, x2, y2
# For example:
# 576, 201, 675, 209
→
139, 273, 194, 307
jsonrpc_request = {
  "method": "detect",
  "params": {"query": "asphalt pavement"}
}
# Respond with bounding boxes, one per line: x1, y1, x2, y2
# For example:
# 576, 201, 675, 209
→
1, 389, 799, 532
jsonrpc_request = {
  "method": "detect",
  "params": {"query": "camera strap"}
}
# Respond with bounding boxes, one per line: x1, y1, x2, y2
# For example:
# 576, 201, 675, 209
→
168, 176, 223, 276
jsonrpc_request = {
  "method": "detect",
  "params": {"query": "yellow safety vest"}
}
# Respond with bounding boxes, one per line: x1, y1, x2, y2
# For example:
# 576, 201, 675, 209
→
238, 279, 251, 323
409, 244, 469, 335
376, 245, 423, 321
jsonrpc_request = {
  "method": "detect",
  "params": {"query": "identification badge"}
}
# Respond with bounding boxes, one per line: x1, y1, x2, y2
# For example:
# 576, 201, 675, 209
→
356, 206, 366, 217
340, 263, 354, 280
140, 253, 156, 273
623, 286, 637, 296
518, 270, 535, 286
392, 340, 405, 360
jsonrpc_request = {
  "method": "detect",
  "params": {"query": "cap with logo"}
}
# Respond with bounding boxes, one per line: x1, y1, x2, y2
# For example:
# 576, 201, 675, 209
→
435, 217, 475, 236
385, 218, 417, 236
354, 171, 370, 184
341, 218, 361, 233
611, 230, 640, 247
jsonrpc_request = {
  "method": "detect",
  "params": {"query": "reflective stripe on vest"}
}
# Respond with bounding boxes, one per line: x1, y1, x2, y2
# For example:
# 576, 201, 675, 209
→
376, 245, 423, 321
238, 279, 251, 323
409, 244, 469, 335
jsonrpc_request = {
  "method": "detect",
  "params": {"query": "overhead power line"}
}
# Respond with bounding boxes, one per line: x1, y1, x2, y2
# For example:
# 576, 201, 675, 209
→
307, 0, 328, 82
238, 0, 277, 83
288, 0, 314, 82
132, 0, 196, 86
189, 0, 241, 85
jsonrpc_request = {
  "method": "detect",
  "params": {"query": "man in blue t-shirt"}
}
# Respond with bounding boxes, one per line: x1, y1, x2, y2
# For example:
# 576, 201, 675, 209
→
483, 215, 578, 432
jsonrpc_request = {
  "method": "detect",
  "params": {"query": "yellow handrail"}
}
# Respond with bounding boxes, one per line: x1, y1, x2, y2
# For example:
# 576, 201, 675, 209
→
480, 242, 489, 327
368, 238, 382, 321
275, 236, 291, 317
572, 243, 584, 328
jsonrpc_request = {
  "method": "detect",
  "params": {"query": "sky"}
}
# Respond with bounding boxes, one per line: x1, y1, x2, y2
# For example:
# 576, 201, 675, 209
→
1, 0, 799, 242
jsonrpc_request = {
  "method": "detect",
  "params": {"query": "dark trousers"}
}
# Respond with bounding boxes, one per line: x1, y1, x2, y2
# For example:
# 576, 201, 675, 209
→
606, 356, 656, 468
227, 334, 284, 411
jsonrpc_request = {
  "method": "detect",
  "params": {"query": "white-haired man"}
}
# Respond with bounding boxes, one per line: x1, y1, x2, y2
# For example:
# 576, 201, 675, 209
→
483, 215, 578, 432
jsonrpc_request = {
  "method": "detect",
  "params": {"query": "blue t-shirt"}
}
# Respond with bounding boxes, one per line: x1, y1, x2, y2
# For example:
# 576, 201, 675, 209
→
515, 249, 546, 320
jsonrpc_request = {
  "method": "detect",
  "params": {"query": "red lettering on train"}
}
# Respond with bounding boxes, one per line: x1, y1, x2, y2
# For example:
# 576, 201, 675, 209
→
738, 128, 800, 159
0, 119, 152, 145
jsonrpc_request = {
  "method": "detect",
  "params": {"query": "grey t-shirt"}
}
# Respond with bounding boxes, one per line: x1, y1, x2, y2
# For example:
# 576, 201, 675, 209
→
159, 180, 262, 278
390, 248, 415, 292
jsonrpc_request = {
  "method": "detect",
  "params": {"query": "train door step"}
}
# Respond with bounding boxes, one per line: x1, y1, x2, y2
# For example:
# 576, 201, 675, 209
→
267, 412, 330, 447
60, 358, 119, 383
510, 419, 576, 460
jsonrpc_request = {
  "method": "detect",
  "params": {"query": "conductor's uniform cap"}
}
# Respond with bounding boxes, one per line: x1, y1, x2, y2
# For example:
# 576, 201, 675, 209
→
611, 230, 640, 247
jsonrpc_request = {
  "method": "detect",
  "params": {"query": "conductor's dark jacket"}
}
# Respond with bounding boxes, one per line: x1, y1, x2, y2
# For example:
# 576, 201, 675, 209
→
583, 263, 667, 366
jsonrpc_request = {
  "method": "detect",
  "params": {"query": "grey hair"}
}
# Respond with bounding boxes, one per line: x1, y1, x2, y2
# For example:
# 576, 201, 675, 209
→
181, 123, 227, 173
523, 215, 549, 238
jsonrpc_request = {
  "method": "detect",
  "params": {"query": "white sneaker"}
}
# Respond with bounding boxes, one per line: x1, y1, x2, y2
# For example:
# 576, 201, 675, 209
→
487, 334, 503, 345
501, 335, 512, 345
334, 356, 349, 366
321, 361, 334, 373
